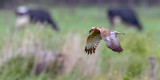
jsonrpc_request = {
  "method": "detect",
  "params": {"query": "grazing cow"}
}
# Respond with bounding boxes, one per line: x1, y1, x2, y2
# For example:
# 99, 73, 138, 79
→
107, 7, 143, 31
15, 6, 60, 31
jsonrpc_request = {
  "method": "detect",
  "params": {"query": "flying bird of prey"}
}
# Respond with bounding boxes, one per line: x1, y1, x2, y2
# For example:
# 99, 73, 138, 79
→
85, 27, 125, 54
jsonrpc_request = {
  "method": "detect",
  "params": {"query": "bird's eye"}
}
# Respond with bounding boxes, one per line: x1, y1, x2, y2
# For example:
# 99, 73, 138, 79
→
89, 30, 93, 34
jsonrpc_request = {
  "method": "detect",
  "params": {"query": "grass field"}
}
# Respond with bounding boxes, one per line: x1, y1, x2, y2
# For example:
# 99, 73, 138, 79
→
0, 6, 160, 80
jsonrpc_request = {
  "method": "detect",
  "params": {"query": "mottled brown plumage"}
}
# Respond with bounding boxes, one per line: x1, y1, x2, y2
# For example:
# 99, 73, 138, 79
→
85, 26, 124, 54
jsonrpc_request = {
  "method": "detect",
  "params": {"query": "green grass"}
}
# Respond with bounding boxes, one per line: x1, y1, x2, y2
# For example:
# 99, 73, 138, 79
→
0, 6, 160, 80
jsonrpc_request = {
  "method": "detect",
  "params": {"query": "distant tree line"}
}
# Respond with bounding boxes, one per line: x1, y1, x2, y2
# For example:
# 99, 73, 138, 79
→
0, 0, 160, 9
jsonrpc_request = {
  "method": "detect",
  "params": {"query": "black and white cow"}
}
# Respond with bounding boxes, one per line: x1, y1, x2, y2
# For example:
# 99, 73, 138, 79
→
15, 6, 60, 31
107, 7, 143, 31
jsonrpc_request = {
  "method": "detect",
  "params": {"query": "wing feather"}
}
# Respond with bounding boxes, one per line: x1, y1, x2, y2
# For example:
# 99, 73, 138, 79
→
102, 31, 123, 53
85, 30, 102, 54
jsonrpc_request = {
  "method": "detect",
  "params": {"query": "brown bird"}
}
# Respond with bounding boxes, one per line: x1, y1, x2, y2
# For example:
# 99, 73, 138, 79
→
85, 27, 125, 54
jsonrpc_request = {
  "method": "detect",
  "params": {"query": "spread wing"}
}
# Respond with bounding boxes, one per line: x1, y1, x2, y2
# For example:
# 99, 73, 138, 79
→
102, 31, 123, 53
85, 30, 102, 54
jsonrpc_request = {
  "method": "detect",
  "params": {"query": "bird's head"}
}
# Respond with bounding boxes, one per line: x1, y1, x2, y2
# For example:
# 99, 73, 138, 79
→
89, 27, 101, 34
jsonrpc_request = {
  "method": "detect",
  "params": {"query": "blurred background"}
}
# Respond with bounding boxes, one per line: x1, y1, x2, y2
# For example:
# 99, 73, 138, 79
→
0, 0, 160, 80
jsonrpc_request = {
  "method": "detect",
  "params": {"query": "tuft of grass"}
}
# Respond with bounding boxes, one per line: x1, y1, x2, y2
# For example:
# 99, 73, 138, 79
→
0, 56, 34, 80
127, 57, 143, 77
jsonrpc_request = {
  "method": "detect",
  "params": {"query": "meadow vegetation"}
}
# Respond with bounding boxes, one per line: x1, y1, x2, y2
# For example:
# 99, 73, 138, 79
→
0, 6, 160, 80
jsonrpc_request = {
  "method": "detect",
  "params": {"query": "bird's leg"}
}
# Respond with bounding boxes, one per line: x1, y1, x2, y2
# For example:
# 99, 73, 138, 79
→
116, 31, 126, 35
